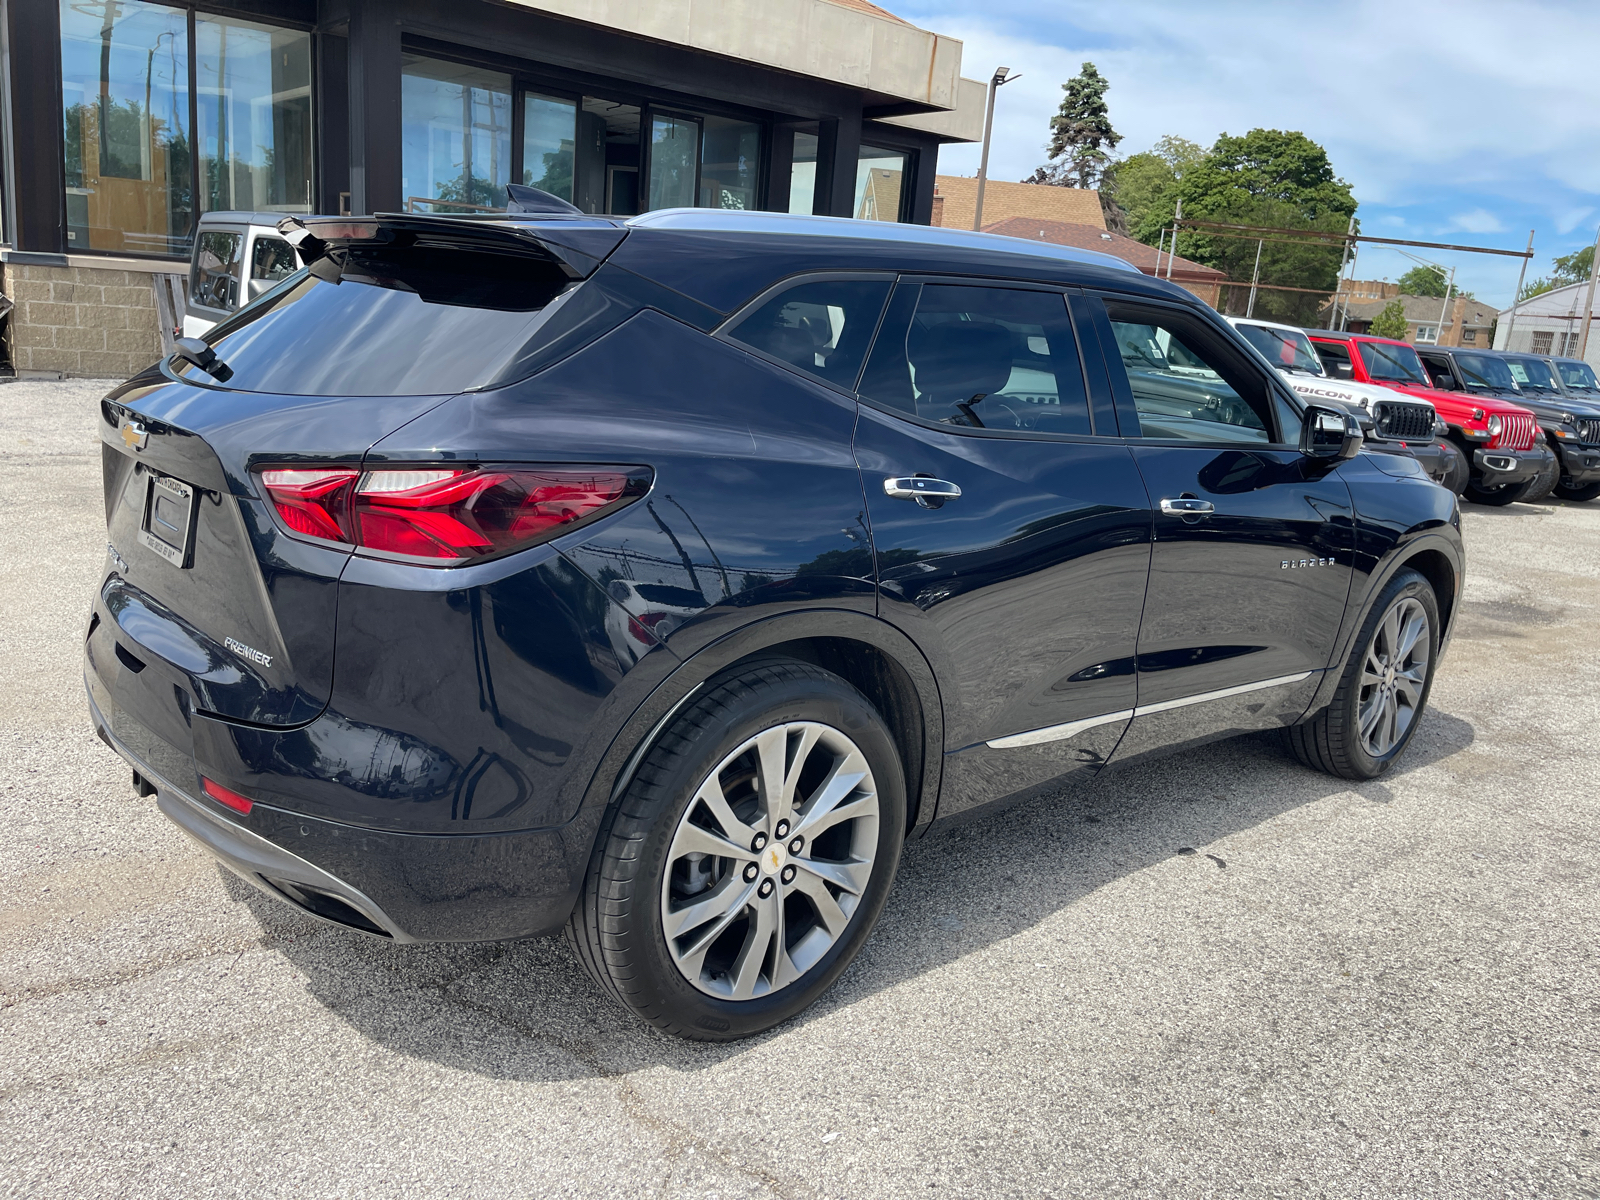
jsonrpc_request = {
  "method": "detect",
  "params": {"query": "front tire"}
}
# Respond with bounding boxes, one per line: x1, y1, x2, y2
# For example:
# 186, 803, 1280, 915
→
1554, 478, 1600, 502
1518, 444, 1561, 503
1464, 476, 1535, 505
1287, 568, 1440, 780
568, 661, 906, 1041
1434, 439, 1470, 494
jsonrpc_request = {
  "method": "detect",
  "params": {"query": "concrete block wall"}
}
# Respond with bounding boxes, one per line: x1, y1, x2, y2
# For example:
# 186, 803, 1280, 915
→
2, 262, 167, 378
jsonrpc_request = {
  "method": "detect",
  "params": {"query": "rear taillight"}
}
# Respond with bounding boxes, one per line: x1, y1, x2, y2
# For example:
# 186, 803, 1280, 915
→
257, 464, 649, 563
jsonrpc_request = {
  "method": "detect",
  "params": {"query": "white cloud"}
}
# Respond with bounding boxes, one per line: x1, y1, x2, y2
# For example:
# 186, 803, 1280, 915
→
1447, 209, 1506, 234
1557, 207, 1596, 236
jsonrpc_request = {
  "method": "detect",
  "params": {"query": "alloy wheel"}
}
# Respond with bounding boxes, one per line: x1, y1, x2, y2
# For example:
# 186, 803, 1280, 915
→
1357, 596, 1430, 758
660, 721, 880, 1001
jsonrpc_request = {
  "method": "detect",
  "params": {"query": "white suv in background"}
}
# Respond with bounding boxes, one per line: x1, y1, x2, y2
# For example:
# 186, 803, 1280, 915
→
183, 212, 301, 337
1227, 315, 1466, 492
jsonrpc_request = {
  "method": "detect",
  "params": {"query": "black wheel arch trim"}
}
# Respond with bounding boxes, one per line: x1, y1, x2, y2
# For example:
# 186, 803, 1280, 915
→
566, 608, 946, 868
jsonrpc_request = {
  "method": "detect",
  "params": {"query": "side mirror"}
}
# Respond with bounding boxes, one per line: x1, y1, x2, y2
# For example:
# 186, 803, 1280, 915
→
1300, 404, 1361, 461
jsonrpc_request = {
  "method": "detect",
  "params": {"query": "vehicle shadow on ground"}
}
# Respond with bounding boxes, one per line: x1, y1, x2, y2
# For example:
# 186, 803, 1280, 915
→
232, 709, 1475, 1082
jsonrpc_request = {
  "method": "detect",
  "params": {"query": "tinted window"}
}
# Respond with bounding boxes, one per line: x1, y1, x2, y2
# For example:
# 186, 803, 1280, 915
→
1454, 353, 1519, 392
251, 236, 296, 283
178, 245, 572, 396
1313, 340, 1355, 380
1235, 322, 1322, 374
726, 278, 891, 390
191, 230, 242, 311
1358, 341, 1430, 385
1503, 356, 1557, 391
1555, 359, 1599, 390
1105, 301, 1271, 443
858, 284, 1090, 434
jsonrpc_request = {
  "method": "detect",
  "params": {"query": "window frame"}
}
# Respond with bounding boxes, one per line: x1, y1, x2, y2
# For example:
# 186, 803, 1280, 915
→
1086, 289, 1303, 449
851, 274, 1117, 443
714, 269, 898, 397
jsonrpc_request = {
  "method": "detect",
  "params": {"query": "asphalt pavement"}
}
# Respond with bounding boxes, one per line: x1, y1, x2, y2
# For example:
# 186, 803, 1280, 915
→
1, 379, 1596, 1199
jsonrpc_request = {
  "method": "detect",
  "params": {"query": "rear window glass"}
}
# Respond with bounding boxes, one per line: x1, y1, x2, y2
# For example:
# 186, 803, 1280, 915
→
725, 278, 891, 391
178, 244, 573, 396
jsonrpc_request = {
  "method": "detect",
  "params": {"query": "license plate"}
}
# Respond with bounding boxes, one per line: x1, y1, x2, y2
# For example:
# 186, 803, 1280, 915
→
138, 472, 197, 568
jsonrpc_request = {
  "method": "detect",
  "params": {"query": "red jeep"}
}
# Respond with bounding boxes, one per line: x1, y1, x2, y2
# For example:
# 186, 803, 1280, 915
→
1307, 330, 1553, 505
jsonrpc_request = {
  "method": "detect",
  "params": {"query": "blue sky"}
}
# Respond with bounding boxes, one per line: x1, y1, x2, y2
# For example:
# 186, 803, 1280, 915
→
897, 0, 1600, 309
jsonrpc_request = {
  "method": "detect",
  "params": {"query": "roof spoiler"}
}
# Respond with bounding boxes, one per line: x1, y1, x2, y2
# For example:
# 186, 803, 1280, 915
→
277, 208, 627, 280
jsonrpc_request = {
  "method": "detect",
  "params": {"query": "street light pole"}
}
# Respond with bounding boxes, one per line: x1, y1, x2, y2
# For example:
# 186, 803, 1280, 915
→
1501, 229, 1535, 350
972, 67, 1018, 232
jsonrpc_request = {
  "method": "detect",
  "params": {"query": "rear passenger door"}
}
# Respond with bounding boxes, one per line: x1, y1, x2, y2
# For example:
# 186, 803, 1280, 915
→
1085, 293, 1355, 764
851, 278, 1152, 820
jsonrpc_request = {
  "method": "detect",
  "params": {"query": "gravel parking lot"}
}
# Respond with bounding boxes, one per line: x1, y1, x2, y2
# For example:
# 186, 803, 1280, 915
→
2, 378, 1597, 1199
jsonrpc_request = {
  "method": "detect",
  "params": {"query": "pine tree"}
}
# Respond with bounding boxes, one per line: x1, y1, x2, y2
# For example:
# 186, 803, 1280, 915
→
1025, 63, 1122, 190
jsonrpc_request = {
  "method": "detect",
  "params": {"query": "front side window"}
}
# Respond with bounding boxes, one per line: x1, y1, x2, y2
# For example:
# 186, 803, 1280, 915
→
1235, 322, 1323, 374
1313, 340, 1355, 380
61, 0, 191, 254
726, 278, 891, 391
1358, 341, 1430, 385
858, 284, 1091, 434
1454, 353, 1519, 392
191, 230, 242, 311
1105, 301, 1272, 443
249, 234, 296, 298
855, 145, 908, 222
196, 16, 312, 215
401, 56, 512, 212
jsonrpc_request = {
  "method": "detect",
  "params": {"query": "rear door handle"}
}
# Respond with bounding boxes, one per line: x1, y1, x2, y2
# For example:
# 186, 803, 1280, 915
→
1159, 497, 1214, 515
884, 476, 962, 509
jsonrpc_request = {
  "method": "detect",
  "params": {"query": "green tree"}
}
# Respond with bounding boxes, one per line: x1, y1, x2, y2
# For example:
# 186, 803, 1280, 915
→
1101, 135, 1206, 239
1023, 63, 1122, 190
1519, 277, 1557, 302
1370, 299, 1410, 340
1396, 266, 1448, 297
1551, 244, 1594, 286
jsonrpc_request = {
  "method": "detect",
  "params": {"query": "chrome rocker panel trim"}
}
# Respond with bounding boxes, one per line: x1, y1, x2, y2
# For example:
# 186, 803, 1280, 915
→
986, 671, 1314, 750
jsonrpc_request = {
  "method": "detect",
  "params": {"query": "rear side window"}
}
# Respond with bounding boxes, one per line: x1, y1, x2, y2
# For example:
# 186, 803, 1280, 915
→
178, 244, 573, 396
858, 283, 1091, 435
724, 278, 891, 391
251, 236, 297, 286
1312, 340, 1355, 380
191, 230, 243, 312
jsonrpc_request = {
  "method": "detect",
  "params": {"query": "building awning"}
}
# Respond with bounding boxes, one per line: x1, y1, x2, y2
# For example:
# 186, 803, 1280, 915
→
501, 0, 983, 139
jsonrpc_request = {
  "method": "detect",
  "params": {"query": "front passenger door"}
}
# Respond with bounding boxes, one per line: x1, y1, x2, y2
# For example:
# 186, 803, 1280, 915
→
1089, 295, 1355, 763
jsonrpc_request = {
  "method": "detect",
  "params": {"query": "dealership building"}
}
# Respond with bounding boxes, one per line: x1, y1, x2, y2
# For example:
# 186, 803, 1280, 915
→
0, 0, 982, 377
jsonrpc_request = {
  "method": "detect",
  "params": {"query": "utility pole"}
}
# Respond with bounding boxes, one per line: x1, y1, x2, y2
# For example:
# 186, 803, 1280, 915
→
1246, 238, 1264, 318
1166, 199, 1182, 280
1501, 229, 1536, 350
1578, 222, 1600, 360
1330, 214, 1356, 331
1436, 265, 1456, 345
972, 67, 1018, 231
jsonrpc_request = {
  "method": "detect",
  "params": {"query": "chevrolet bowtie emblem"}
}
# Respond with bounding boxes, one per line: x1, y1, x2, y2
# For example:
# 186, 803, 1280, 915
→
119, 419, 148, 451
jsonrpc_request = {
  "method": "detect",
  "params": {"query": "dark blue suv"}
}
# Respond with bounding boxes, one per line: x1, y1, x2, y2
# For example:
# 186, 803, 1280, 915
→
87, 206, 1463, 1039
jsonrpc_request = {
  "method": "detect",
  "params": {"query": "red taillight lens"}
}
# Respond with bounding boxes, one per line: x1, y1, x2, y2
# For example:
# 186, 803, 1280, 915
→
257, 464, 647, 563
201, 777, 254, 815
260, 467, 360, 541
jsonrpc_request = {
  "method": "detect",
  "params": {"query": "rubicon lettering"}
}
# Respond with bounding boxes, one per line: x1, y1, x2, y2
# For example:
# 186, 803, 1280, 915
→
224, 637, 273, 667
1282, 557, 1337, 569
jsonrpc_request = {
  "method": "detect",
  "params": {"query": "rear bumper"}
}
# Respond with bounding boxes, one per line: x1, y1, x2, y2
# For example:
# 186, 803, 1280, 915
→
1471, 442, 1552, 487
87, 679, 587, 943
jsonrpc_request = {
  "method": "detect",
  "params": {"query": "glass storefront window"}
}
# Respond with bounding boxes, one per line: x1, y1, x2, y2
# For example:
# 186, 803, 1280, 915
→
60, 0, 192, 254
523, 93, 576, 201
788, 131, 819, 216
196, 16, 312, 216
855, 145, 908, 222
700, 116, 760, 210
648, 114, 699, 211
402, 55, 512, 212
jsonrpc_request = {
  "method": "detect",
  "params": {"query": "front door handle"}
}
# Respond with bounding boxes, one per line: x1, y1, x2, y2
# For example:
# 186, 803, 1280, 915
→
1159, 497, 1215, 516
884, 476, 962, 509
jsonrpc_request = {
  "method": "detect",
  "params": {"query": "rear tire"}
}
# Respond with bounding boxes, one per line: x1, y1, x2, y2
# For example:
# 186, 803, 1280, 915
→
1554, 479, 1600, 502
567, 660, 906, 1041
1287, 568, 1440, 780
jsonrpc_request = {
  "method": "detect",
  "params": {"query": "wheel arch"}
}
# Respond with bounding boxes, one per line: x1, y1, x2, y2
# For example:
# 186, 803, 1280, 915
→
574, 610, 944, 847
